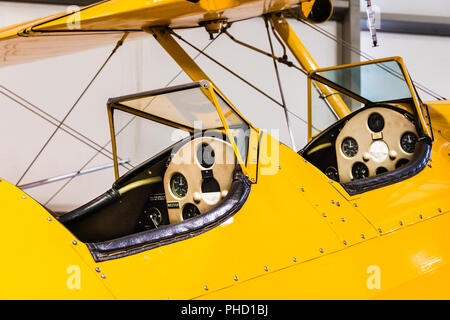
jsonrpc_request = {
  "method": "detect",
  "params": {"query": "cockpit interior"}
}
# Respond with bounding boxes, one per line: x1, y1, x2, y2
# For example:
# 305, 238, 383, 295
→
300, 58, 432, 194
57, 82, 252, 254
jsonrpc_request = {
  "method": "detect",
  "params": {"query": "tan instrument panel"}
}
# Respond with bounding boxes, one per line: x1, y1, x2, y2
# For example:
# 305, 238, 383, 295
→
336, 107, 418, 183
163, 137, 236, 224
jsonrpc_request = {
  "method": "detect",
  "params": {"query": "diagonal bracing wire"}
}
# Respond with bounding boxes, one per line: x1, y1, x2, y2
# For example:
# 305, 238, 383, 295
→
44, 33, 221, 207
169, 29, 318, 131
15, 32, 129, 187
0, 85, 133, 171
286, 9, 447, 101
264, 16, 297, 150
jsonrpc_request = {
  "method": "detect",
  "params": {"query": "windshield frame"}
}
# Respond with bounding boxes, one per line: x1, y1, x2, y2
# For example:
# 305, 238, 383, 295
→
308, 56, 432, 140
106, 80, 258, 181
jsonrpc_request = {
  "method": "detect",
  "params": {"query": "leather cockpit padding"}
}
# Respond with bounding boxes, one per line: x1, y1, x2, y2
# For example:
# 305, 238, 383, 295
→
342, 140, 431, 195
59, 188, 121, 225
87, 169, 251, 262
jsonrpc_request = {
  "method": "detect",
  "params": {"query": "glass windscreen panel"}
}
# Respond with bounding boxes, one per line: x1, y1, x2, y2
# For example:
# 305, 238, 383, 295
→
311, 82, 363, 135
319, 60, 412, 103
119, 87, 224, 129
113, 109, 190, 177
112, 85, 250, 176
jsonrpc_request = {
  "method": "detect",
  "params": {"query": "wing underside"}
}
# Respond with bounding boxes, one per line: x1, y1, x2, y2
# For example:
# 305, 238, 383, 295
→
0, 0, 303, 66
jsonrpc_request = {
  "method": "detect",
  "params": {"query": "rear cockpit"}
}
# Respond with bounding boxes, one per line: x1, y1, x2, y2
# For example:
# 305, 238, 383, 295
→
300, 57, 432, 194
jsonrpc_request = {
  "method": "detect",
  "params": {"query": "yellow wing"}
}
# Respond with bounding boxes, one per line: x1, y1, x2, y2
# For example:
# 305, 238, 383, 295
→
0, 0, 307, 66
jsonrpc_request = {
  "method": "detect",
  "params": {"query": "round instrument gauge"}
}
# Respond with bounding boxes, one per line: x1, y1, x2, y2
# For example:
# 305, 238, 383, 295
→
400, 132, 417, 154
182, 203, 201, 220
368, 113, 385, 132
170, 173, 188, 198
342, 137, 358, 158
352, 162, 369, 180
396, 158, 410, 169
325, 166, 339, 181
197, 143, 215, 168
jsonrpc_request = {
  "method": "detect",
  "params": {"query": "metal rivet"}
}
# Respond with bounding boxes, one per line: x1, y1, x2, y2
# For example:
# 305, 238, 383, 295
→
300, 188, 305, 192
322, 213, 327, 218
419, 214, 423, 219
428, 164, 432, 168
343, 240, 347, 245
303, 159, 307, 162
293, 257, 297, 262
331, 200, 335, 204
101, 274, 106, 279
361, 234, 365, 239
251, 178, 256, 182
234, 276, 239, 281
95, 267, 101, 273
204, 285, 209, 291
329, 180, 334, 184
354, 203, 358, 207
319, 248, 324, 253
341, 218, 345, 222
47, 217, 52, 221
336, 202, 341, 207
21, 195, 27, 199
278, 166, 282, 170
399, 221, 403, 226
438, 208, 442, 213
264, 266, 269, 272
378, 228, 382, 233
72, 241, 78, 245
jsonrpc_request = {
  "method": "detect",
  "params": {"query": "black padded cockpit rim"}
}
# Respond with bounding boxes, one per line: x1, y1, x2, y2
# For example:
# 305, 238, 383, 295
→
342, 140, 431, 195
87, 171, 251, 262
300, 104, 432, 196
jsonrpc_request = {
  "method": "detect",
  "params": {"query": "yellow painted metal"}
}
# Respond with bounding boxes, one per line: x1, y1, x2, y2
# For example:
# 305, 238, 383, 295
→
270, 14, 350, 121
311, 56, 433, 139
0, 179, 113, 299
46, 126, 450, 299
200, 210, 450, 299
0, 0, 448, 300
147, 28, 213, 84
0, 0, 308, 66
0, 103, 449, 298
206, 84, 249, 177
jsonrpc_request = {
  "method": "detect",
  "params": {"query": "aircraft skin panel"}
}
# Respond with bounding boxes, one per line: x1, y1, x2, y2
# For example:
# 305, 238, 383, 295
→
0, 114, 449, 298
0, 0, 303, 66
0, 178, 114, 299
198, 209, 450, 299
72, 137, 350, 299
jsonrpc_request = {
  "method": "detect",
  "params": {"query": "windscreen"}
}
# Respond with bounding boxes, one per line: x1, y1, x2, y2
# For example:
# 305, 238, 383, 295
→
318, 60, 412, 103
111, 84, 250, 176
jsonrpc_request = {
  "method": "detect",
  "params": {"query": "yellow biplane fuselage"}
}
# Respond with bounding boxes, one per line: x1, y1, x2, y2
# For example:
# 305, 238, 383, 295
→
0, 0, 449, 299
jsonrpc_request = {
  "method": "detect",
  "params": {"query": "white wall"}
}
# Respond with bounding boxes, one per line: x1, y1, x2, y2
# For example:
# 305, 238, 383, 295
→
360, 0, 450, 100
0, 1, 448, 211
362, 0, 450, 17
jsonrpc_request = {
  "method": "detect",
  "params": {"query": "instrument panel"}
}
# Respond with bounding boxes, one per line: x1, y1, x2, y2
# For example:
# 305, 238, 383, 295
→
163, 137, 236, 224
335, 107, 418, 183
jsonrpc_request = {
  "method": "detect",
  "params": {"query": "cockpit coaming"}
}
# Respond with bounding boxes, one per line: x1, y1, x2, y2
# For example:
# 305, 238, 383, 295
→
59, 81, 255, 258
300, 57, 432, 194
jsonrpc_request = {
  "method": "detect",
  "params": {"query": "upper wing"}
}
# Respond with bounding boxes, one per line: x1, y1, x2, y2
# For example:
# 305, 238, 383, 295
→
0, 0, 303, 66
